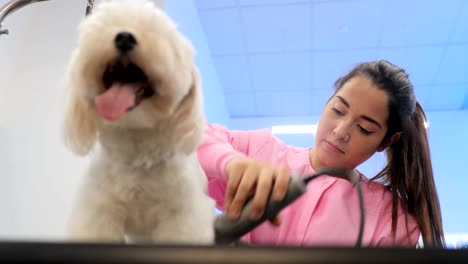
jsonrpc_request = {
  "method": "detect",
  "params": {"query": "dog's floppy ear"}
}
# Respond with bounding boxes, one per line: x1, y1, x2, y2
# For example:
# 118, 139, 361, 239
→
175, 66, 205, 155
63, 90, 97, 156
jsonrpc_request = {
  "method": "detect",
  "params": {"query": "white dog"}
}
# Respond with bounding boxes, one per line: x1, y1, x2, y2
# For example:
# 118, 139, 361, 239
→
63, 0, 215, 244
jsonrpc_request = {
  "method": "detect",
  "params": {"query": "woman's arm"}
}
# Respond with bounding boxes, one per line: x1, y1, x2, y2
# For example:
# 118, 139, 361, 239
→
197, 123, 248, 183
197, 123, 290, 220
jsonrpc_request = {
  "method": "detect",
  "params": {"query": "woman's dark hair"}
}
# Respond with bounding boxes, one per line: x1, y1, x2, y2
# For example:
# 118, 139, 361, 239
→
333, 60, 444, 248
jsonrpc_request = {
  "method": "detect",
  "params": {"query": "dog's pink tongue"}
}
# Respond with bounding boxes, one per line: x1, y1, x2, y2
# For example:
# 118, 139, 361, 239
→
95, 83, 136, 121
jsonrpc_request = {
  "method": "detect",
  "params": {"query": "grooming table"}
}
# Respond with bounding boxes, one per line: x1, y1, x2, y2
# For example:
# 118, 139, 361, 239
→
0, 241, 467, 263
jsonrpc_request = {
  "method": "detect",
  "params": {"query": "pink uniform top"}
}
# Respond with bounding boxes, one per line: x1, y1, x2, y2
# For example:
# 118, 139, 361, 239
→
197, 124, 420, 247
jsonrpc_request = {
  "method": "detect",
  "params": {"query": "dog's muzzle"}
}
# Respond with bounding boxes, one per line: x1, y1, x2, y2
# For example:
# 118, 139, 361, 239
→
95, 32, 155, 121
115, 32, 137, 54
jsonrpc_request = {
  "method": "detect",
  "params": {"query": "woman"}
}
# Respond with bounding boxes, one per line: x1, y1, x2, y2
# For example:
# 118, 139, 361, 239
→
198, 60, 444, 247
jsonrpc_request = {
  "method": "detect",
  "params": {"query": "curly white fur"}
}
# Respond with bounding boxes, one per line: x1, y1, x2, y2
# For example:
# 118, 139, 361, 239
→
63, 0, 215, 244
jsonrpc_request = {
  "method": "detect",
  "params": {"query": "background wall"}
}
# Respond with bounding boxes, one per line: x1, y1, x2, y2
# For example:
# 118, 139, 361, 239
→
0, 0, 466, 247
0, 0, 90, 240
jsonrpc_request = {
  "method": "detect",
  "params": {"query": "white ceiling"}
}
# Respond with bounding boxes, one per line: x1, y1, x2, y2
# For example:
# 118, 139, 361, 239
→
194, 0, 468, 118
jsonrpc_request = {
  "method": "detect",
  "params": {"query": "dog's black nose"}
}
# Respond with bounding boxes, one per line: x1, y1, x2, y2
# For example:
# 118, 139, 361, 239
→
115, 32, 137, 53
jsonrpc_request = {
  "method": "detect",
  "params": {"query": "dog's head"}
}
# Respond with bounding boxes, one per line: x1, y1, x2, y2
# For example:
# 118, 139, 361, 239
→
63, 0, 204, 155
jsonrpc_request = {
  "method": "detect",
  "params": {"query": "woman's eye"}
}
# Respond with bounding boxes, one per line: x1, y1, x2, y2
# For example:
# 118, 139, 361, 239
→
332, 108, 344, 116
358, 125, 372, 135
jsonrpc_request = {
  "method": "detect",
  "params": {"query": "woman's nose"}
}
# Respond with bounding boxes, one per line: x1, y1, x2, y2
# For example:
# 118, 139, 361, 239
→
334, 120, 351, 142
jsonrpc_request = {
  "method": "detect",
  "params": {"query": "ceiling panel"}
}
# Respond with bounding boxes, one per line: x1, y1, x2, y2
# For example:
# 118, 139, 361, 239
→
463, 92, 468, 109
450, 1, 468, 42
240, 4, 311, 53
434, 45, 468, 84
195, 0, 237, 9
250, 53, 311, 91
311, 49, 378, 90
224, 92, 257, 117
213, 55, 252, 93
194, 0, 468, 119
256, 90, 311, 116
239, 0, 311, 5
309, 89, 334, 115
380, 0, 462, 47
413, 84, 432, 111
198, 8, 244, 54
377, 46, 445, 85
425, 84, 467, 110
311, 0, 384, 50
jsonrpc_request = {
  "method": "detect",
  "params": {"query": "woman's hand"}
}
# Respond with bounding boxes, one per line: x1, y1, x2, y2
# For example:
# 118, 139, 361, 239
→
224, 157, 291, 223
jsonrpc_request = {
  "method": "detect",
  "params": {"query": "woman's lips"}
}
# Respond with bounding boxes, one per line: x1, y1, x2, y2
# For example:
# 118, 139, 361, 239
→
323, 140, 345, 154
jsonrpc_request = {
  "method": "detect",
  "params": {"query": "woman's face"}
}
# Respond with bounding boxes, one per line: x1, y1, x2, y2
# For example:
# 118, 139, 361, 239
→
312, 76, 390, 170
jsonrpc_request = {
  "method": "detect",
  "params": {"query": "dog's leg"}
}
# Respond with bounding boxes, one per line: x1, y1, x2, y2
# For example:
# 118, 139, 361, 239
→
67, 190, 127, 242
149, 161, 216, 245
148, 159, 216, 244
150, 195, 215, 245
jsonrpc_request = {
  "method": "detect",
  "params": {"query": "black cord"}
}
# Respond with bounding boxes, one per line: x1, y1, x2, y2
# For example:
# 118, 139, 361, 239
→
303, 170, 365, 248
85, 0, 94, 16
355, 181, 365, 248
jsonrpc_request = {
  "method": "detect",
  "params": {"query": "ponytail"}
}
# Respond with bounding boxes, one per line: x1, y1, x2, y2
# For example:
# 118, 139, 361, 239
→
373, 102, 445, 247
335, 60, 445, 247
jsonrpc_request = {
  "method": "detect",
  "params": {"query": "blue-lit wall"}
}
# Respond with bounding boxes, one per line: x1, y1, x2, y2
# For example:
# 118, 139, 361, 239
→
165, 1, 230, 126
